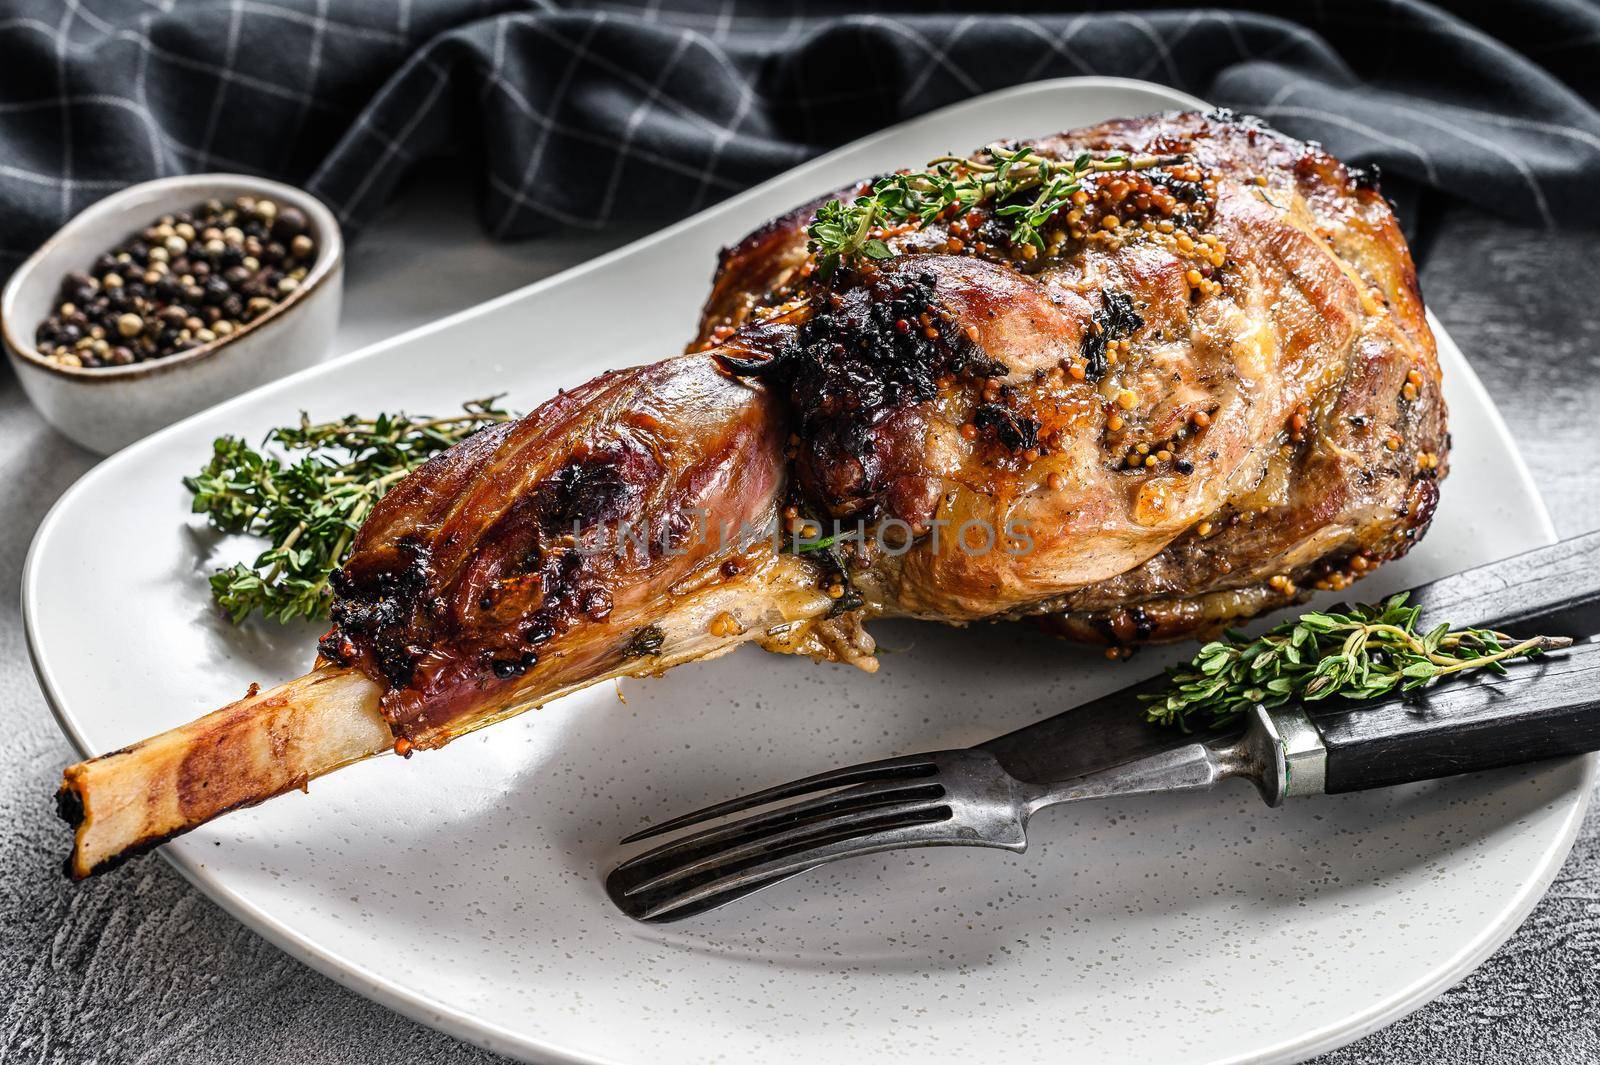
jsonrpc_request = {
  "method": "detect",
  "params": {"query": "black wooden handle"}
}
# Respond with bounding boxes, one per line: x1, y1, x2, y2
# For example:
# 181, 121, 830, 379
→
1308, 527, 1600, 792
1405, 527, 1600, 637
1310, 639, 1600, 793
983, 530, 1600, 788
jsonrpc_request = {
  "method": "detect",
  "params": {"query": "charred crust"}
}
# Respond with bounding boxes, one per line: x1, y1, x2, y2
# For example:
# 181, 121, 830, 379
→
320, 539, 432, 687
734, 267, 983, 518
623, 624, 666, 658
724, 268, 968, 397
1082, 290, 1143, 382
1406, 477, 1441, 535
974, 403, 1039, 452
1146, 169, 1209, 207
827, 584, 866, 618
55, 782, 84, 829
529, 454, 637, 536
323, 442, 649, 708
68, 824, 186, 880
1084, 604, 1157, 646
809, 549, 865, 618
491, 652, 539, 678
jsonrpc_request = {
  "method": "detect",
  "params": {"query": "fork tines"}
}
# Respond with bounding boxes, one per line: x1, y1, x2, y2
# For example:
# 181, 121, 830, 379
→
607, 754, 952, 922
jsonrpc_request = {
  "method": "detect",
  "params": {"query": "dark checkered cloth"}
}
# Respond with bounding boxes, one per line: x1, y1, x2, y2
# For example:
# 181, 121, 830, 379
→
3, 0, 1598, 279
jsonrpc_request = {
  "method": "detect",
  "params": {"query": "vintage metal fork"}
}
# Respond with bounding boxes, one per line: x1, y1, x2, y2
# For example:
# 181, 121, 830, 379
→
607, 708, 1297, 922
606, 532, 1600, 923
608, 640, 1600, 923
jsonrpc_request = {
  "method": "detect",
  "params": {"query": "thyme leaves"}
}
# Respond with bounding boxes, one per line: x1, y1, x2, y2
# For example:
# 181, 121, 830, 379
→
1143, 594, 1570, 731
184, 398, 514, 624
806, 146, 1185, 274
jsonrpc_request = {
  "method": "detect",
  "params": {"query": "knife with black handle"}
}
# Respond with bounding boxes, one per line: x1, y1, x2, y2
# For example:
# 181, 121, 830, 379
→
979, 528, 1600, 794
610, 530, 1600, 921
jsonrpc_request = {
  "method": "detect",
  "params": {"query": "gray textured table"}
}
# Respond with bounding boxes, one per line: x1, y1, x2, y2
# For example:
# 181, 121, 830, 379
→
3, 173, 1597, 1064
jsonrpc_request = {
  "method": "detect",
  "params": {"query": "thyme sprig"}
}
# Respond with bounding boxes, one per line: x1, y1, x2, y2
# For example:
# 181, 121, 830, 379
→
806, 145, 1185, 274
185, 398, 514, 624
1143, 594, 1571, 731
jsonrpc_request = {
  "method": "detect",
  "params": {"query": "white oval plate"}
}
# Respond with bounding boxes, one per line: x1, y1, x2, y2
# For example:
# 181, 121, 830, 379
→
25, 79, 1592, 1065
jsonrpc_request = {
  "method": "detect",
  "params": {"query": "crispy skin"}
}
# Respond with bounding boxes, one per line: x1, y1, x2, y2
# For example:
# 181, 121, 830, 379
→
317, 352, 840, 746
58, 353, 838, 877
326, 109, 1446, 728
61, 111, 1446, 876
697, 111, 1446, 641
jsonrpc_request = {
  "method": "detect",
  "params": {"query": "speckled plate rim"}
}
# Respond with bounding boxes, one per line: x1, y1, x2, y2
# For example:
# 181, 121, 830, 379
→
24, 77, 1592, 1065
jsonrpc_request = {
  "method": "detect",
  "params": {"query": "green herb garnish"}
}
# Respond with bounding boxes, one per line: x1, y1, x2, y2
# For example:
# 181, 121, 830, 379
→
1143, 593, 1570, 731
786, 528, 860, 554
185, 398, 514, 624
806, 145, 1185, 274
623, 624, 666, 659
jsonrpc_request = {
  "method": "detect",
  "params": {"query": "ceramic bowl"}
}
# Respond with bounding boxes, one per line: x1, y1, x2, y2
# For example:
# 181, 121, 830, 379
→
2, 174, 342, 454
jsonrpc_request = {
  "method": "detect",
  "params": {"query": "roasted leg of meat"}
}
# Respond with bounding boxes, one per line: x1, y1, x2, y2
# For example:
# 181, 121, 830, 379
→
59, 111, 1446, 878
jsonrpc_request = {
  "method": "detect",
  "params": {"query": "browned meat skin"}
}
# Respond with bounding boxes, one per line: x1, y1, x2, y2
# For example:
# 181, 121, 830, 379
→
323, 109, 1447, 731
695, 110, 1446, 644
59, 110, 1450, 879
318, 353, 834, 745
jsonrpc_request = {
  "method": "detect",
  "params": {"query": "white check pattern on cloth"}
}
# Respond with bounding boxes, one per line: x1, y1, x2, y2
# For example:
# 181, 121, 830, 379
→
1, 0, 1598, 279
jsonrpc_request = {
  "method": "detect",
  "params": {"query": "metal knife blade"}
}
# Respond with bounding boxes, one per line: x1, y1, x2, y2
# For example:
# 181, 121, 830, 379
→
977, 674, 1204, 785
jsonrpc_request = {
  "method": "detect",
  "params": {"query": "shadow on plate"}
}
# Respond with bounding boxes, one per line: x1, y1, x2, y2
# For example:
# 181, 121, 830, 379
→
209, 615, 1574, 983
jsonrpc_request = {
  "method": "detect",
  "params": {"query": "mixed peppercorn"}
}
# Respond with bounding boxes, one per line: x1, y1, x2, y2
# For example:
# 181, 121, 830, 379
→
34, 196, 317, 369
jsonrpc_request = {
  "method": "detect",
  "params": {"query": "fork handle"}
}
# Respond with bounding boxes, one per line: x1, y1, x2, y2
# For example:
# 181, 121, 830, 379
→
1262, 640, 1600, 798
